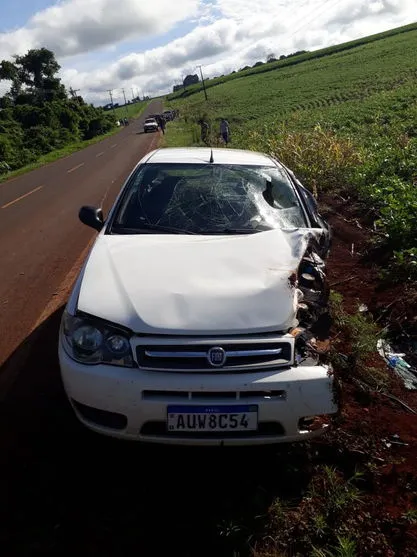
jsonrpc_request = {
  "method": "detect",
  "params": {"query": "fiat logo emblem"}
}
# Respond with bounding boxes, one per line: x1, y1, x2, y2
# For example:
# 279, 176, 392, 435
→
207, 346, 227, 367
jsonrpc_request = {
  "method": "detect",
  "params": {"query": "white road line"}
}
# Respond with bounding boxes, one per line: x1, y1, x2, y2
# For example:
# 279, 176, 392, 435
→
67, 162, 85, 173
96, 151, 104, 158
1, 185, 44, 209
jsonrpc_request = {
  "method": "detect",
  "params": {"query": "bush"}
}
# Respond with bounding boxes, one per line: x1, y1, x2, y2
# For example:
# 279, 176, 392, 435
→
23, 125, 61, 155
246, 123, 363, 193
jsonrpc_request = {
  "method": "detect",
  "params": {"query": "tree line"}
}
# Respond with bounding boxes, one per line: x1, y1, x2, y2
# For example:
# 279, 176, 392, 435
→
0, 48, 115, 172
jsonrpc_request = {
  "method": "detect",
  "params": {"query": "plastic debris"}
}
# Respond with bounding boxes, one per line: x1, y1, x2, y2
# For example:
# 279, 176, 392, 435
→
358, 303, 368, 313
382, 434, 409, 448
377, 339, 417, 390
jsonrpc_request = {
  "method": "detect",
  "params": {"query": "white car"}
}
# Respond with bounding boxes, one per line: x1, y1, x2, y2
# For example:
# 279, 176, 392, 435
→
143, 117, 158, 133
59, 147, 338, 446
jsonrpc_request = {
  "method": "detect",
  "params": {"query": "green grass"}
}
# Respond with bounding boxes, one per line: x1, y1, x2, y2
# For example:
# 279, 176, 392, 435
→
160, 120, 192, 147
113, 100, 149, 120
0, 101, 150, 183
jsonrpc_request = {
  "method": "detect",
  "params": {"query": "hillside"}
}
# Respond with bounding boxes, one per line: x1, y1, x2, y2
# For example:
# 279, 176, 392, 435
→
167, 22, 417, 133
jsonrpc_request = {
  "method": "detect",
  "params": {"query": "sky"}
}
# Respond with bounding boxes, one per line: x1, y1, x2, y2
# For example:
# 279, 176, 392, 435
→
0, 0, 415, 106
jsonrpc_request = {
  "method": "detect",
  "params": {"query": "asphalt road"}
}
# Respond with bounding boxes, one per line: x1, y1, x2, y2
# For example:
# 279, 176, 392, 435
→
0, 100, 162, 370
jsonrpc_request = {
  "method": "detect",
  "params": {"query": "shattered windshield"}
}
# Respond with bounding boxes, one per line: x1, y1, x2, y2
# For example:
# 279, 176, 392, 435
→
111, 163, 307, 234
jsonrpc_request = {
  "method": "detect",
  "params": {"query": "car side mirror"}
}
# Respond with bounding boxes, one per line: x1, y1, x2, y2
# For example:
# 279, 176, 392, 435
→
79, 205, 104, 231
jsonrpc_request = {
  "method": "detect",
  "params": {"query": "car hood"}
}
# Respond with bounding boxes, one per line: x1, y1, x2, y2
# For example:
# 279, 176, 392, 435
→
76, 228, 320, 335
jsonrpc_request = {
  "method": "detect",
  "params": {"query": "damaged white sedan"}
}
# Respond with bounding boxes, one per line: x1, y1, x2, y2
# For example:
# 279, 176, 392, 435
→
58, 147, 338, 445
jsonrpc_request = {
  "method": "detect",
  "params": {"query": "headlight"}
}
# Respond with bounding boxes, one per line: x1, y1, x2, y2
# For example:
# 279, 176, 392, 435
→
61, 311, 134, 367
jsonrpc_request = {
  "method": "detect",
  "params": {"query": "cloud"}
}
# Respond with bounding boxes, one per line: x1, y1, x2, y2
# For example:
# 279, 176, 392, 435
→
0, 0, 198, 59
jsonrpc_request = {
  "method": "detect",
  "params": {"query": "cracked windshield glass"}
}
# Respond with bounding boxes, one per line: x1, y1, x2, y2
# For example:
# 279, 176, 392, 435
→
112, 163, 306, 234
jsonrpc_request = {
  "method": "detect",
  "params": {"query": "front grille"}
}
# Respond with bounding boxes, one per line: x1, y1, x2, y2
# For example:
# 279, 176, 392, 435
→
140, 420, 285, 438
142, 390, 286, 401
135, 336, 294, 372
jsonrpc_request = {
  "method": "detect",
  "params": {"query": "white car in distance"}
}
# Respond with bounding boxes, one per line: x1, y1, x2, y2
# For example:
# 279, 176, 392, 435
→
143, 117, 158, 133
59, 147, 338, 446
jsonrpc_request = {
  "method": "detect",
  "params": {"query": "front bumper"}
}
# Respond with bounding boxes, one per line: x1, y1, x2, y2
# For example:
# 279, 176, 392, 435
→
58, 344, 338, 446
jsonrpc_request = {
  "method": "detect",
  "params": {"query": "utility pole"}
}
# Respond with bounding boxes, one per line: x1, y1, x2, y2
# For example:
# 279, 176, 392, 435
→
122, 88, 129, 118
107, 89, 116, 120
197, 65, 208, 101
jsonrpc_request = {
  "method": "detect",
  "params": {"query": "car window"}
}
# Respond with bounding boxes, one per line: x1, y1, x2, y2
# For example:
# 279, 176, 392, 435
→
110, 163, 307, 234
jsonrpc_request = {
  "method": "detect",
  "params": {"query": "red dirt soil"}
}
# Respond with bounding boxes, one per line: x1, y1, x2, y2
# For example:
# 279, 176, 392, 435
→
318, 195, 417, 555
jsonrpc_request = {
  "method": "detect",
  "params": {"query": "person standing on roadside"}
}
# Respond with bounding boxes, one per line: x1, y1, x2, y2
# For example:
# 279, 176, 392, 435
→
220, 118, 230, 146
198, 119, 210, 145
160, 115, 166, 134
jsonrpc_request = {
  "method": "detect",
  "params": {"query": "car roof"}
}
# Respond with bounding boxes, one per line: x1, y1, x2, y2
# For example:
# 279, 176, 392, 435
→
144, 147, 276, 166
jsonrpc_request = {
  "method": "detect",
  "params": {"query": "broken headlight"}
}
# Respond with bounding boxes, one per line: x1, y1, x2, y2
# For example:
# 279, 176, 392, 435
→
61, 311, 134, 367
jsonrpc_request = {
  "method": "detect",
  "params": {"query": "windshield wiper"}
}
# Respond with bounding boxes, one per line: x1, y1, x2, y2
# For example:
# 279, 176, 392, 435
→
112, 223, 196, 235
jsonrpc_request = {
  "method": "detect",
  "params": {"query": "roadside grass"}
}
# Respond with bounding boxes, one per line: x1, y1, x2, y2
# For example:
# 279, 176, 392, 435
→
0, 101, 150, 184
402, 509, 417, 523
253, 467, 368, 557
161, 120, 194, 147
328, 291, 394, 393
113, 100, 149, 120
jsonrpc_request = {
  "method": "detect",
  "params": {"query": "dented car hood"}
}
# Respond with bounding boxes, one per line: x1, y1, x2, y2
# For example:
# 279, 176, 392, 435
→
76, 228, 321, 335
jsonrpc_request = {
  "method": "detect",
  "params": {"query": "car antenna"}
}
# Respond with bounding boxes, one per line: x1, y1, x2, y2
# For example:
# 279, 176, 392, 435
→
209, 148, 214, 163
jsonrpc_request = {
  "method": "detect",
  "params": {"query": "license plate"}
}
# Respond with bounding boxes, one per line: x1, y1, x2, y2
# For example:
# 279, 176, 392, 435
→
167, 405, 258, 432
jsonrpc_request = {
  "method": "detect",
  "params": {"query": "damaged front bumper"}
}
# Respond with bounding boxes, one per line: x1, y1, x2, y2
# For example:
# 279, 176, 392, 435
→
59, 344, 338, 446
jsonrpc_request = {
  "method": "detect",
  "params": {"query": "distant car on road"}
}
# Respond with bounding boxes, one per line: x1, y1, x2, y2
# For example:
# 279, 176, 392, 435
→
163, 110, 174, 121
143, 117, 158, 133
59, 147, 337, 446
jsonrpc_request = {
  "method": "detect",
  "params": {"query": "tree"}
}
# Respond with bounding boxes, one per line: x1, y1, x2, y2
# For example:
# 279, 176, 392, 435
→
0, 48, 66, 103
0, 47, 117, 171
267, 53, 277, 63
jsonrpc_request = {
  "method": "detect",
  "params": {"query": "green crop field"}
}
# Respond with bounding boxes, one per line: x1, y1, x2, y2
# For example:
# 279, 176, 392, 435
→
165, 23, 417, 280
166, 23, 417, 138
